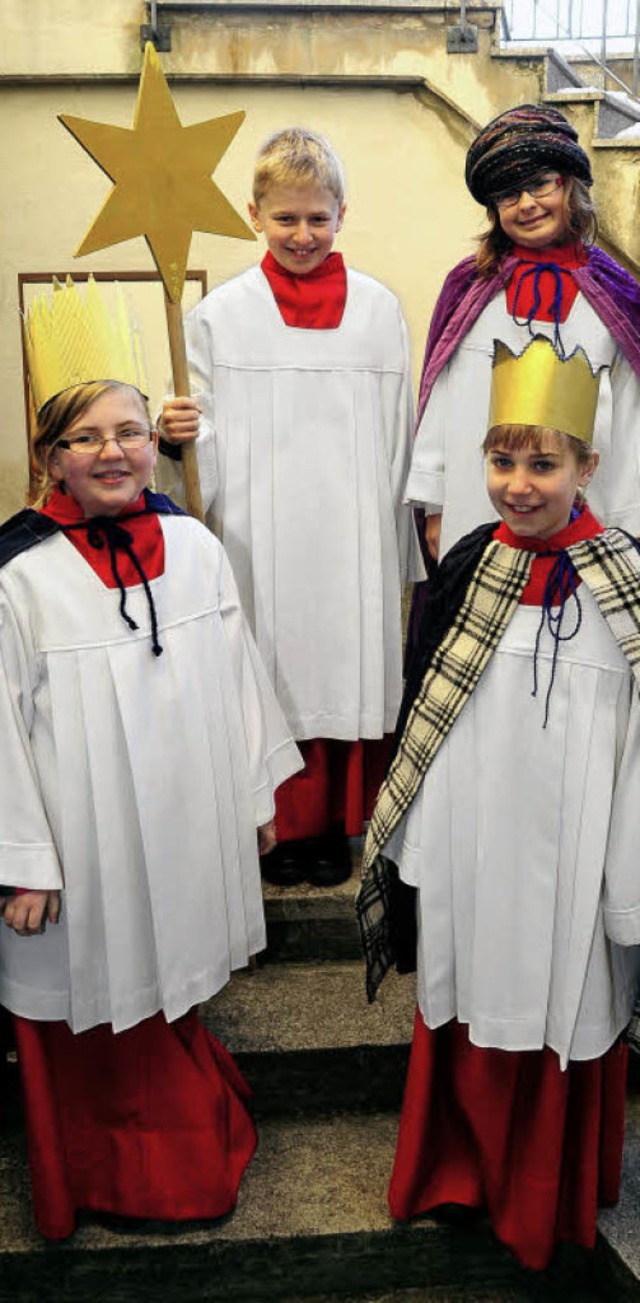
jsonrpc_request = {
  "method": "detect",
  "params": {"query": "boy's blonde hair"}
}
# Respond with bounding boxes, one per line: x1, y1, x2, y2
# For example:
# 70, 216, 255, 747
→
30, 380, 151, 508
483, 423, 595, 468
252, 128, 345, 207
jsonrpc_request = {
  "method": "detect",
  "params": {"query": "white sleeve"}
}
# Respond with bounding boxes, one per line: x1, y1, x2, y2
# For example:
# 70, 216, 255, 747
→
590, 350, 640, 535
218, 550, 303, 826
0, 590, 63, 889
388, 308, 425, 583
404, 364, 448, 514
156, 302, 220, 525
603, 678, 640, 944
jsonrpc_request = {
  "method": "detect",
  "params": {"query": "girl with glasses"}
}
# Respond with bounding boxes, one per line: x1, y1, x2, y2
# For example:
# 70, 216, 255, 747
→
0, 280, 301, 1239
405, 103, 640, 578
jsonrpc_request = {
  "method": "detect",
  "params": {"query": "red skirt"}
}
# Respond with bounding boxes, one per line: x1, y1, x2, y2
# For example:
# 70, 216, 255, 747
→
275, 736, 394, 841
389, 1010, 627, 1271
13, 1008, 257, 1241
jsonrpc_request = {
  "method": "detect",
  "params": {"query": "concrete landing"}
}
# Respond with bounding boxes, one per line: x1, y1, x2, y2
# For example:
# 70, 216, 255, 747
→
0, 1112, 623, 1303
203, 961, 414, 1115
598, 1080, 640, 1298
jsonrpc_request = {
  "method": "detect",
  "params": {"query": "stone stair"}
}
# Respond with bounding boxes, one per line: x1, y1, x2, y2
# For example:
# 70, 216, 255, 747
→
0, 847, 639, 1301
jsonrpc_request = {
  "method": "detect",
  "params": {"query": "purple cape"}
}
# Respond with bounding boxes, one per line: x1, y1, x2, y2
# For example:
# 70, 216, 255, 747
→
417, 245, 640, 424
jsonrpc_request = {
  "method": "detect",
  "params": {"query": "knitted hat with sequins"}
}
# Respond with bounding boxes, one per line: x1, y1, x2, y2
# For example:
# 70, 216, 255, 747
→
465, 104, 593, 206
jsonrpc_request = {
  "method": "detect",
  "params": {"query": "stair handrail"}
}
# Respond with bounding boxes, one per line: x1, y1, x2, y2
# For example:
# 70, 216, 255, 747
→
500, 0, 640, 104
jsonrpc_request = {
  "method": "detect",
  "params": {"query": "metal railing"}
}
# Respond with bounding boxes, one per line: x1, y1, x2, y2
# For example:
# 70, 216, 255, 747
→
501, 0, 640, 96
502, 0, 640, 51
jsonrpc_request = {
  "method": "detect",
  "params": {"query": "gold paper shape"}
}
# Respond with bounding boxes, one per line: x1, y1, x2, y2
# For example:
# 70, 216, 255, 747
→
489, 337, 603, 445
59, 43, 255, 302
23, 275, 147, 413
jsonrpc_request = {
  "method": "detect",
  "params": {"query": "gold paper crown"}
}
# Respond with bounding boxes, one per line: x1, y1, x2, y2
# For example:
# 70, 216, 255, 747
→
23, 275, 148, 414
488, 337, 602, 445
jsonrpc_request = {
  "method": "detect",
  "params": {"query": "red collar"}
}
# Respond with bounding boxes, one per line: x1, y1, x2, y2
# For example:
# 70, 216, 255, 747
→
506, 242, 587, 324
494, 503, 604, 605
261, 250, 347, 329
40, 487, 165, 586
511, 241, 587, 269
494, 501, 603, 553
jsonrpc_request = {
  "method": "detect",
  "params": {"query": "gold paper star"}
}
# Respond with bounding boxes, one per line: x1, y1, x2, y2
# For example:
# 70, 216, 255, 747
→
59, 42, 255, 302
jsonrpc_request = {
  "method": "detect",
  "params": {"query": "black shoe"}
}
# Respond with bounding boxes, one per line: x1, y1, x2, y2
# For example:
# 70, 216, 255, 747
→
260, 840, 307, 887
306, 829, 352, 888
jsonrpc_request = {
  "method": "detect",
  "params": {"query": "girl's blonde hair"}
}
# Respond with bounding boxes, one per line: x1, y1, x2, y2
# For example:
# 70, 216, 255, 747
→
475, 177, 598, 279
30, 380, 150, 508
252, 128, 345, 208
483, 423, 595, 468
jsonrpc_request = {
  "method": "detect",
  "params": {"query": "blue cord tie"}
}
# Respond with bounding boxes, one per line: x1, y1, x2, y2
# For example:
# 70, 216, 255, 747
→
511, 261, 574, 356
65, 512, 163, 657
531, 549, 582, 728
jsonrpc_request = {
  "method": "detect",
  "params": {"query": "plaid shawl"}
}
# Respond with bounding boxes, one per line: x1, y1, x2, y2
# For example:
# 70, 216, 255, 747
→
357, 527, 640, 1003
568, 529, 640, 683
358, 539, 533, 1000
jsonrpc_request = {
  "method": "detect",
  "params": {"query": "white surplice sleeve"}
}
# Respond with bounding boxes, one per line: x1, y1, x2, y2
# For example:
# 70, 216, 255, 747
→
603, 678, 640, 945
217, 549, 303, 826
388, 309, 425, 583
0, 590, 63, 890
404, 363, 447, 516
591, 351, 640, 536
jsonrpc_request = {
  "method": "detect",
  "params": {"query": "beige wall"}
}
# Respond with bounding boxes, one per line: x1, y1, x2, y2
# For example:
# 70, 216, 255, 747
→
3, 0, 638, 518
1, 77, 486, 516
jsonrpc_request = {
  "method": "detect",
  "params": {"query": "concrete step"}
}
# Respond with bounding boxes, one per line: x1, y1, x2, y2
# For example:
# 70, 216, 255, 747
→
278, 1288, 614, 1303
542, 84, 640, 140
0, 1110, 630, 1303
276, 1295, 553, 1303
202, 960, 415, 1116
261, 847, 363, 963
598, 1082, 640, 1299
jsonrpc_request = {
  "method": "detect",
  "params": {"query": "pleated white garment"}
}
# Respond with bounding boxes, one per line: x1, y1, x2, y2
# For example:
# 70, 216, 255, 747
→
0, 517, 302, 1032
406, 292, 640, 557
157, 266, 423, 740
385, 589, 640, 1068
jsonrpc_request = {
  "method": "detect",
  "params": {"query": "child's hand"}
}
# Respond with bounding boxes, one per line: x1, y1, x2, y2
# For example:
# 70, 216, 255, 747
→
0, 890, 61, 937
425, 513, 442, 563
160, 397, 202, 444
258, 820, 277, 856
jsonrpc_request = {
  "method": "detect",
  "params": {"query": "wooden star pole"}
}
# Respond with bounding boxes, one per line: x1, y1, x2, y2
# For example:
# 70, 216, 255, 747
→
59, 42, 256, 521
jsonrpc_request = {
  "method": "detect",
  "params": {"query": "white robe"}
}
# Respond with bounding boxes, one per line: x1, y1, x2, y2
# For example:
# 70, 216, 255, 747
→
406, 292, 640, 557
385, 588, 640, 1068
0, 516, 302, 1033
157, 266, 423, 741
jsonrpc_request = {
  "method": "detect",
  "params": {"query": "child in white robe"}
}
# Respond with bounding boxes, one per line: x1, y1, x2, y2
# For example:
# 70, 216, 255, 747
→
358, 337, 640, 1270
0, 290, 301, 1238
407, 104, 640, 567
158, 127, 422, 887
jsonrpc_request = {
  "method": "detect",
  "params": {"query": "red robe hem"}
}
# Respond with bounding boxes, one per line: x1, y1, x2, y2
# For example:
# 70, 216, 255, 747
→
13, 1009, 257, 1241
388, 1010, 627, 1271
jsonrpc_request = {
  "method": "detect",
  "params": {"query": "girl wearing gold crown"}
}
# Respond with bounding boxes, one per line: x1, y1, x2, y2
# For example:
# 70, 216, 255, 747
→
407, 104, 640, 574
358, 336, 640, 1271
0, 277, 301, 1239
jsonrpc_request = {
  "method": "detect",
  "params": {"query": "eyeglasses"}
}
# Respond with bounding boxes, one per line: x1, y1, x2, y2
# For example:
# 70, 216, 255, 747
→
56, 429, 154, 455
493, 174, 564, 211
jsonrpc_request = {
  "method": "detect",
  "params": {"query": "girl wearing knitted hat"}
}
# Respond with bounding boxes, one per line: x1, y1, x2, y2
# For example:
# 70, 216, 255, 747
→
406, 103, 640, 569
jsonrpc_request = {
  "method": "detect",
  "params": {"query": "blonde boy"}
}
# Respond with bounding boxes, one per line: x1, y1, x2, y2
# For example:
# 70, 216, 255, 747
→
159, 127, 421, 887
